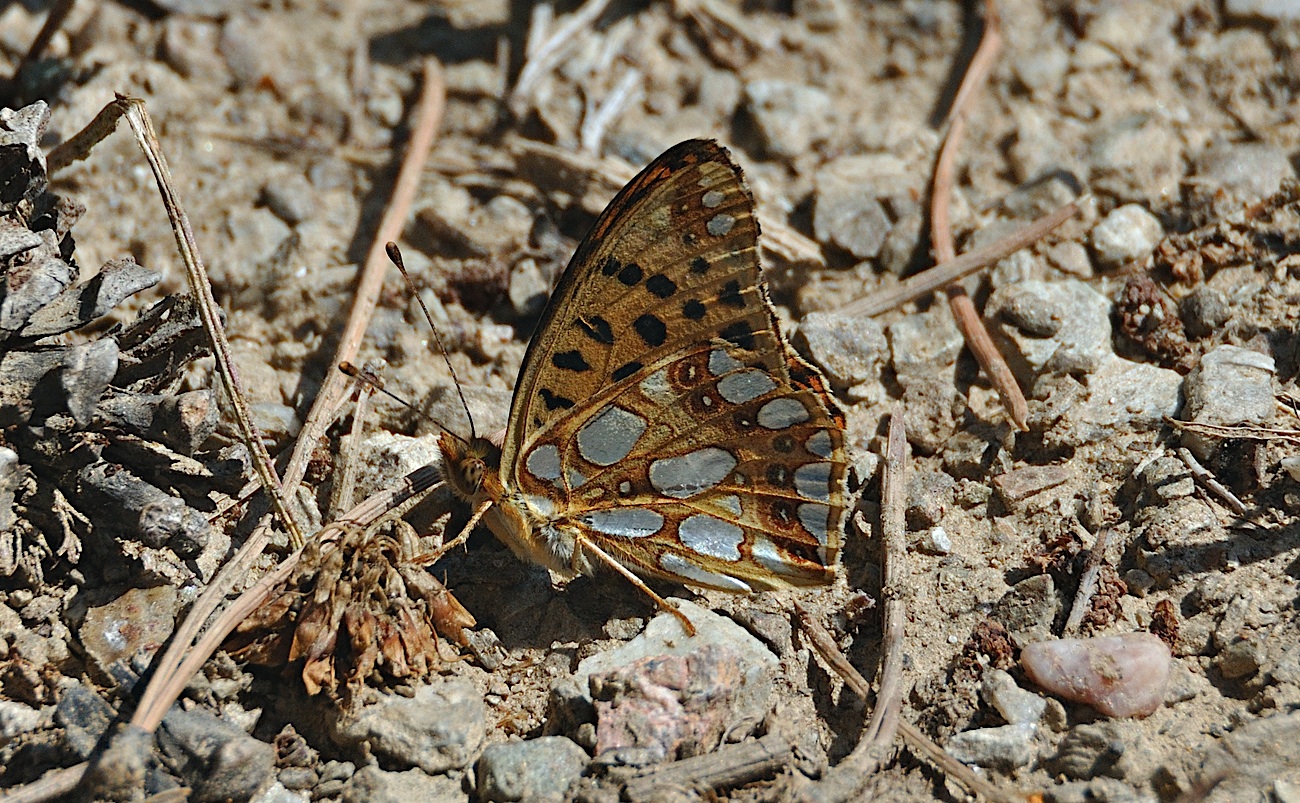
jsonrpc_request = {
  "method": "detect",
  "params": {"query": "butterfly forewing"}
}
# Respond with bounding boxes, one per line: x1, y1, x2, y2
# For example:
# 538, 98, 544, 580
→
498, 140, 848, 591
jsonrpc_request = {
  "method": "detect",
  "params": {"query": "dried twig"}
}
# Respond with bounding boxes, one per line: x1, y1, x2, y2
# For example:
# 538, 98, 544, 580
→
798, 409, 910, 801
1063, 523, 1111, 635
580, 68, 643, 155
1177, 447, 1250, 517
929, 0, 1028, 430
1164, 417, 1300, 445
115, 97, 305, 547
621, 732, 794, 799
4, 0, 75, 97
796, 606, 1022, 803
508, 0, 613, 119
836, 201, 1077, 317
281, 59, 445, 497
866, 408, 908, 747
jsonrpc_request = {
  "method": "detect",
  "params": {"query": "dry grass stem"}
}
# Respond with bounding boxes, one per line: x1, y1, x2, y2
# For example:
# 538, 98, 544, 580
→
836, 201, 1078, 317
1176, 447, 1249, 517
282, 58, 446, 497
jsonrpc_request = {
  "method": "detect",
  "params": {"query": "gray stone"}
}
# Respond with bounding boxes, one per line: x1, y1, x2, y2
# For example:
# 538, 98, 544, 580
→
901, 376, 960, 455
1215, 638, 1264, 679
1013, 45, 1070, 95
249, 402, 302, 444
1090, 204, 1164, 270
1047, 722, 1140, 780
1181, 286, 1231, 339
992, 575, 1059, 646
55, 680, 115, 760
222, 206, 294, 266
332, 679, 487, 774
906, 470, 956, 529
814, 192, 889, 260
1191, 142, 1293, 203
888, 304, 965, 385
1181, 345, 1276, 459
250, 781, 310, 803
983, 669, 1049, 727
262, 173, 316, 226
1139, 456, 1195, 502
340, 765, 468, 803
793, 311, 886, 391
1086, 115, 1183, 202
1035, 356, 1183, 450
1225, 0, 1300, 20
475, 736, 588, 802
743, 81, 833, 158
158, 707, 275, 803
945, 723, 1037, 770
0, 699, 45, 742
916, 526, 952, 555
508, 257, 550, 318
987, 279, 1113, 381
0, 446, 20, 533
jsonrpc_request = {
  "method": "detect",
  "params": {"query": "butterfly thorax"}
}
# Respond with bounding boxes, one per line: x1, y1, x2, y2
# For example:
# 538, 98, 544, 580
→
439, 431, 586, 578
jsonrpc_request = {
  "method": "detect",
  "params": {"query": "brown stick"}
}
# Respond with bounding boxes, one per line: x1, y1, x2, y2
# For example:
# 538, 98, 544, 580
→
280, 58, 446, 497
1177, 447, 1249, 517
1063, 523, 1111, 636
866, 408, 908, 747
836, 201, 1078, 317
929, 0, 1028, 430
119, 97, 305, 548
6, 0, 75, 92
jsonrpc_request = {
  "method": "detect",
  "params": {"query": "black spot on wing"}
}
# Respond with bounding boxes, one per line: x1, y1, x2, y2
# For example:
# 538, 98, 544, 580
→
634, 314, 667, 347
721, 321, 755, 350
683, 299, 706, 320
617, 262, 643, 286
540, 388, 575, 410
646, 274, 676, 298
613, 361, 643, 381
578, 315, 614, 345
719, 280, 744, 308
691, 256, 710, 274
552, 350, 591, 372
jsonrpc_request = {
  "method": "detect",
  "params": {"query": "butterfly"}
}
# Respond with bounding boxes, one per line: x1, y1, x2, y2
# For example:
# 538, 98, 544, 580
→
438, 139, 849, 631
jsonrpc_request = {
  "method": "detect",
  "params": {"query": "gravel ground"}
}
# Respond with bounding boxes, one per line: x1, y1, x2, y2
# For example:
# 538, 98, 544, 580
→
2, 1, 1300, 801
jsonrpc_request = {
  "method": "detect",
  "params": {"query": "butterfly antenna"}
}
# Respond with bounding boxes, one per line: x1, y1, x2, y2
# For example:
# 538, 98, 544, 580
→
385, 242, 478, 440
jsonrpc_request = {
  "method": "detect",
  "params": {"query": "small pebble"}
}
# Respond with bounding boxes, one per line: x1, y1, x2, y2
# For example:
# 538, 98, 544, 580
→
916, 526, 952, 555
743, 80, 833, 158
945, 723, 1037, 770
982, 669, 1048, 727
1021, 633, 1172, 718
1089, 204, 1163, 270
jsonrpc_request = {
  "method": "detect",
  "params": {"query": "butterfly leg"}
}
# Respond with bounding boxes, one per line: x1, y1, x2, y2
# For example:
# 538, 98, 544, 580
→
575, 536, 697, 637
412, 500, 492, 566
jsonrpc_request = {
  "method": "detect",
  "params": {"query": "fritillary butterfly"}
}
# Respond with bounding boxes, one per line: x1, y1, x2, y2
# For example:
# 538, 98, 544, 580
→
440, 140, 849, 626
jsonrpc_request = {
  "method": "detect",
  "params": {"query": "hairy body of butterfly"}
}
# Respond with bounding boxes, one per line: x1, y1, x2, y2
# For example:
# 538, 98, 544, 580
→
440, 139, 849, 614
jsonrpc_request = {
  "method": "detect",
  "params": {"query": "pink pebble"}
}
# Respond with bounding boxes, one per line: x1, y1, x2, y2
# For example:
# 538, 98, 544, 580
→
1021, 633, 1171, 718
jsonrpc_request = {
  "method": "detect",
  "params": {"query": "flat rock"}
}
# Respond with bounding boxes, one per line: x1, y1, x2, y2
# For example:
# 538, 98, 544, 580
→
476, 736, 588, 803
555, 601, 777, 763
339, 765, 468, 803
1180, 345, 1276, 459
945, 723, 1037, 770
986, 279, 1114, 382
743, 80, 833, 158
331, 678, 487, 774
